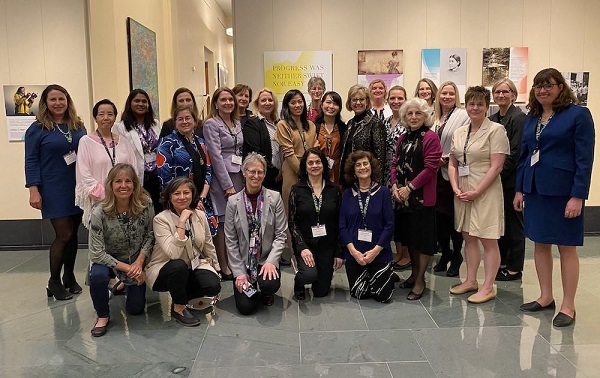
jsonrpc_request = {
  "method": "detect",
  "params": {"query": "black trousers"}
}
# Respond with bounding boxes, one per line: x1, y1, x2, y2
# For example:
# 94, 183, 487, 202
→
144, 170, 163, 213
498, 188, 525, 271
344, 259, 392, 302
152, 259, 221, 305
294, 252, 334, 297
233, 265, 281, 315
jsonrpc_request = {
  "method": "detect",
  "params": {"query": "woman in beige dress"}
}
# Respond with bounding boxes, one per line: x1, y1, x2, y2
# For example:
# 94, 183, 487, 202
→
448, 86, 509, 304
274, 89, 318, 214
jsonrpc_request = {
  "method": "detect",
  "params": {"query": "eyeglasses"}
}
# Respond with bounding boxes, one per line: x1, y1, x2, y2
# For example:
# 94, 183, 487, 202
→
532, 83, 559, 92
175, 116, 194, 122
351, 97, 366, 103
245, 169, 265, 176
493, 90, 512, 96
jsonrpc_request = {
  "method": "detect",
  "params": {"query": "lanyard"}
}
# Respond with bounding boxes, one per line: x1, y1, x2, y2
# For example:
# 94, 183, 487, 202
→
462, 123, 473, 166
322, 124, 336, 156
220, 116, 241, 154
356, 183, 373, 229
299, 128, 307, 151
97, 131, 116, 167
535, 112, 554, 144
308, 180, 324, 224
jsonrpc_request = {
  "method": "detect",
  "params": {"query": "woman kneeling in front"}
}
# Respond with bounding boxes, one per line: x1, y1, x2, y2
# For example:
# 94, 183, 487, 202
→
145, 177, 222, 327
339, 151, 395, 302
88, 163, 155, 337
225, 153, 287, 315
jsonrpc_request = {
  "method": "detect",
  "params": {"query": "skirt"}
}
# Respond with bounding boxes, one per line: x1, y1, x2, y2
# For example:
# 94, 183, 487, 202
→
395, 206, 437, 255
524, 191, 584, 246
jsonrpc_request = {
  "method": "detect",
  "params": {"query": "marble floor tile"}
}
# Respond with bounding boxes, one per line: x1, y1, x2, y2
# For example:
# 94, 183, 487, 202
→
300, 329, 425, 364
359, 292, 438, 330
194, 362, 393, 378
556, 344, 600, 378
298, 290, 367, 332
387, 361, 437, 378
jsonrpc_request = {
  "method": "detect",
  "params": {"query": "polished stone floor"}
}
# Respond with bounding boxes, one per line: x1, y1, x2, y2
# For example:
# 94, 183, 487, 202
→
1, 238, 600, 377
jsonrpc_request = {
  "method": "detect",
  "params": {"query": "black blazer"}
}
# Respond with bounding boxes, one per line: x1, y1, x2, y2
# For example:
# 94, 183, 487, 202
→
288, 179, 342, 260
489, 104, 526, 189
243, 116, 281, 191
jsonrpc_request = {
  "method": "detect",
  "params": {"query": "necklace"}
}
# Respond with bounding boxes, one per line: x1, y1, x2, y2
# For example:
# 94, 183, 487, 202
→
55, 123, 72, 144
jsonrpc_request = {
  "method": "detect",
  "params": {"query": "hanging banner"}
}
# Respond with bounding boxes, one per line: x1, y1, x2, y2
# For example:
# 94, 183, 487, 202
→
264, 51, 333, 99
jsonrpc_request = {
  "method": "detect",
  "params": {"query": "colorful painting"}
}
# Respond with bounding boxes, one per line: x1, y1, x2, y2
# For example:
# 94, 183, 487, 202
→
482, 47, 528, 102
127, 18, 160, 119
421, 48, 467, 102
357, 50, 404, 89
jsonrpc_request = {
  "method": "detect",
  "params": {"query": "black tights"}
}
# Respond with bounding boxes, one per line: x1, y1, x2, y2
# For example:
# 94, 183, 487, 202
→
48, 214, 82, 281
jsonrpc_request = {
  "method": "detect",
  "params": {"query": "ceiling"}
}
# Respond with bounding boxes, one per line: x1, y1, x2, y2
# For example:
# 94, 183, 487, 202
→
213, 0, 232, 19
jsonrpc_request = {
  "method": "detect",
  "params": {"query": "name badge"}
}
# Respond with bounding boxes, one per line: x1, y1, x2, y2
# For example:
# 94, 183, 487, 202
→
358, 229, 373, 242
144, 152, 157, 164
191, 255, 200, 270
458, 165, 470, 177
531, 150, 540, 166
311, 224, 327, 237
250, 237, 256, 248
232, 155, 243, 165
326, 157, 335, 169
243, 284, 257, 297
63, 151, 77, 165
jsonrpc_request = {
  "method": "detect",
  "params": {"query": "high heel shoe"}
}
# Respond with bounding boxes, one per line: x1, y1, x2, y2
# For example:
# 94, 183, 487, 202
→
63, 275, 83, 295
46, 279, 73, 300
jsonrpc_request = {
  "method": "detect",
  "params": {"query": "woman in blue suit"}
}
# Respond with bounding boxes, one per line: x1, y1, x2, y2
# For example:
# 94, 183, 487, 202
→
514, 68, 595, 327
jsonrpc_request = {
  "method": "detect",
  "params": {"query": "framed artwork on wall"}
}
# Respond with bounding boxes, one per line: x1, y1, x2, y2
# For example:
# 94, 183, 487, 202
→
127, 17, 160, 119
357, 50, 404, 89
218, 63, 229, 88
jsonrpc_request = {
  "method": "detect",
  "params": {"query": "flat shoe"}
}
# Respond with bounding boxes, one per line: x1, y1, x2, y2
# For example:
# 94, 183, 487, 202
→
398, 280, 415, 289
91, 318, 109, 337
496, 269, 522, 281
407, 290, 423, 301
519, 300, 556, 312
171, 306, 201, 327
449, 283, 478, 295
553, 311, 576, 327
467, 290, 496, 304
393, 261, 411, 271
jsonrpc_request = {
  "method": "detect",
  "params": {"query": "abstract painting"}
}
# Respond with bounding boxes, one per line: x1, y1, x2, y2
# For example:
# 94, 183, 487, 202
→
127, 17, 160, 119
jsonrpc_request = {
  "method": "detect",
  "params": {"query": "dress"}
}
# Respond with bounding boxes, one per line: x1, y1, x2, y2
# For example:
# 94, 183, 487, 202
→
383, 116, 404, 188
450, 118, 509, 239
203, 117, 244, 221
25, 122, 87, 219
274, 120, 318, 214
156, 131, 219, 235
516, 104, 595, 246
75, 134, 138, 228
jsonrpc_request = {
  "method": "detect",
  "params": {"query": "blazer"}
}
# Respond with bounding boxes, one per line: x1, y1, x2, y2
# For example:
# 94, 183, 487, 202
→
112, 120, 161, 182
203, 117, 243, 190
224, 188, 288, 278
435, 107, 469, 180
516, 104, 595, 199
489, 104, 526, 189
243, 116, 273, 167
145, 209, 220, 289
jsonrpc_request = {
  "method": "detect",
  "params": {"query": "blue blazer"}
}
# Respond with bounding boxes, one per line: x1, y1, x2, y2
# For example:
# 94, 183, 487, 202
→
515, 104, 594, 199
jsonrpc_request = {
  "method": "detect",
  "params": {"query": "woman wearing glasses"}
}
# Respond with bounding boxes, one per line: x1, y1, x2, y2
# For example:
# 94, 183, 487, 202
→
489, 79, 526, 282
339, 85, 386, 188
515, 68, 595, 327
225, 153, 287, 314
307, 77, 326, 122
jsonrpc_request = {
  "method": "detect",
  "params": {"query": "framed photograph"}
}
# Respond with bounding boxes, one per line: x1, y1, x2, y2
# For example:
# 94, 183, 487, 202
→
357, 50, 404, 88
218, 63, 229, 88
127, 17, 160, 118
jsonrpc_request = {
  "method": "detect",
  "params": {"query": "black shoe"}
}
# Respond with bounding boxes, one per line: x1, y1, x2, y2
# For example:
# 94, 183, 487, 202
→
294, 291, 306, 300
109, 280, 125, 296
171, 305, 201, 327
279, 258, 292, 266
496, 269, 522, 281
433, 259, 449, 272
91, 318, 109, 337
407, 290, 424, 301
262, 294, 275, 306
219, 272, 234, 281
398, 280, 415, 289
393, 261, 411, 271
63, 274, 83, 294
520, 300, 556, 312
446, 263, 461, 277
46, 279, 73, 300
392, 273, 401, 283
553, 311, 576, 327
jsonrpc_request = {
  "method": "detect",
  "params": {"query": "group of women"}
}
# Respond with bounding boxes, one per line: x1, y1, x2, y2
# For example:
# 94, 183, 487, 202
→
24, 67, 594, 334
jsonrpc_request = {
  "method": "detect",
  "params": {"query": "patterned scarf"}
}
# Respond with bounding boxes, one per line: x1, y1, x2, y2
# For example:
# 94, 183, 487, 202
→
243, 190, 264, 282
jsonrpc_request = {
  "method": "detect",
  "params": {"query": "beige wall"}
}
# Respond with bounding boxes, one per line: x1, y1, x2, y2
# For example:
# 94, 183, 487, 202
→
0, 0, 233, 220
233, 0, 600, 205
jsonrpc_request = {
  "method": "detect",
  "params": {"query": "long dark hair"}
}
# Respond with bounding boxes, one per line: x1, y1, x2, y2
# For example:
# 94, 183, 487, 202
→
280, 89, 309, 131
314, 91, 344, 128
121, 89, 156, 131
299, 148, 331, 181
527, 68, 578, 117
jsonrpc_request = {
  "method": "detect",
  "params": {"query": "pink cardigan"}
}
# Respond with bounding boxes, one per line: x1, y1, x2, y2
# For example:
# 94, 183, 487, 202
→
391, 129, 442, 206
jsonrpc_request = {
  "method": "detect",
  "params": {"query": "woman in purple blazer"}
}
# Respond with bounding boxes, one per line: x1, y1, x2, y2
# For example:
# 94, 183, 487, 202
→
203, 87, 244, 280
391, 98, 442, 300
515, 68, 595, 327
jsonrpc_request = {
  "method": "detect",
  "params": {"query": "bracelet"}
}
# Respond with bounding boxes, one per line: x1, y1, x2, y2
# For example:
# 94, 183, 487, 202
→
199, 196, 206, 201
407, 184, 414, 192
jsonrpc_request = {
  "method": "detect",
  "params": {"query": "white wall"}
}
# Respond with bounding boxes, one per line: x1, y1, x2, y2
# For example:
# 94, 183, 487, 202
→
233, 0, 600, 205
